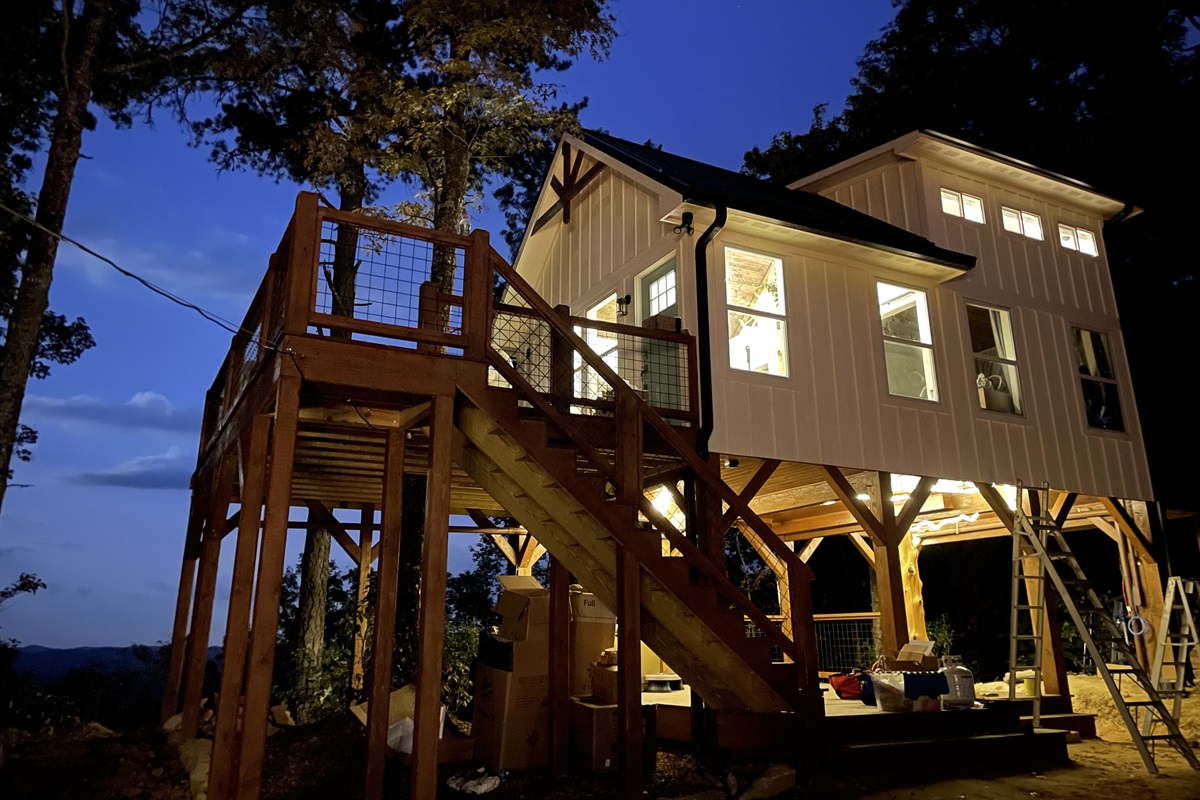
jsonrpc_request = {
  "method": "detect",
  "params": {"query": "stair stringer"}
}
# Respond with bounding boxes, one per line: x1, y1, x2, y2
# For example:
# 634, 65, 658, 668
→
452, 418, 791, 714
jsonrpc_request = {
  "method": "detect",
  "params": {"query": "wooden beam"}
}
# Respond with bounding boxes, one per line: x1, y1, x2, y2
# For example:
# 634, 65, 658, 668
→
209, 416, 270, 800
304, 500, 361, 562
895, 477, 936, 535
1051, 492, 1078, 529
797, 537, 823, 562
162, 495, 205, 723
616, 545, 643, 799
351, 504, 374, 692
531, 160, 606, 233
365, 430, 405, 800
717, 459, 780, 531
847, 532, 875, 566
519, 540, 548, 575
548, 556, 570, 776
181, 456, 235, 738
1099, 497, 1156, 564
818, 465, 886, 546
236, 374, 301, 800
871, 473, 907, 658
297, 400, 430, 430
411, 395, 454, 799
974, 483, 1015, 531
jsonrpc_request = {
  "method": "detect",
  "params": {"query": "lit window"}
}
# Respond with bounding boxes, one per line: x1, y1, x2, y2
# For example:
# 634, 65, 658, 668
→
941, 189, 985, 224
725, 247, 788, 377
648, 269, 676, 316
1000, 207, 1043, 240
1073, 328, 1123, 431
573, 295, 619, 402
967, 304, 1022, 414
878, 282, 938, 401
1058, 224, 1099, 256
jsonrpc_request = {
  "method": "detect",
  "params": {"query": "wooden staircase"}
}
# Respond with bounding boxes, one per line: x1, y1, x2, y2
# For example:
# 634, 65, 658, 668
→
447, 249, 822, 717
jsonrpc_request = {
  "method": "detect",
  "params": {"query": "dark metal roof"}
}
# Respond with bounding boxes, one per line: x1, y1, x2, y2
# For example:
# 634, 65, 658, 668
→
582, 130, 976, 271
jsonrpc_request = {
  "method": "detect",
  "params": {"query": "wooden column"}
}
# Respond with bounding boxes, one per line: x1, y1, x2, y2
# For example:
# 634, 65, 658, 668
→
548, 556, 571, 775
365, 432, 405, 800
898, 533, 927, 641
208, 417, 271, 800
616, 545, 643, 799
351, 503, 375, 693
872, 473, 907, 658
161, 495, 206, 723
235, 374, 301, 800
181, 458, 235, 738
411, 393, 455, 800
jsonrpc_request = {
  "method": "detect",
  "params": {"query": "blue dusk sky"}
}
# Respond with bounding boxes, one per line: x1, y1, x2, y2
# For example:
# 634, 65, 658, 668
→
1, 1, 898, 648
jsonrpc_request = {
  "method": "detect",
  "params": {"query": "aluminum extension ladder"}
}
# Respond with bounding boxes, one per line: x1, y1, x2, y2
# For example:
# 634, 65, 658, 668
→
1141, 576, 1199, 738
1008, 484, 1199, 773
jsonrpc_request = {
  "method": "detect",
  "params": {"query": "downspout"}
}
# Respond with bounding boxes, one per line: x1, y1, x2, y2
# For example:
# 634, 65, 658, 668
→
693, 204, 727, 458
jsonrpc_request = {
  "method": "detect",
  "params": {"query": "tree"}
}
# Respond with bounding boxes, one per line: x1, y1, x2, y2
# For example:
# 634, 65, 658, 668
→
744, 1, 1200, 508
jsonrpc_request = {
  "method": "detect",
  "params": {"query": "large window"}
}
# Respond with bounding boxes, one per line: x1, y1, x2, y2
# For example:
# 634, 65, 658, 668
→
1073, 328, 1124, 431
967, 304, 1022, 414
725, 247, 788, 377
940, 189, 985, 223
878, 282, 939, 401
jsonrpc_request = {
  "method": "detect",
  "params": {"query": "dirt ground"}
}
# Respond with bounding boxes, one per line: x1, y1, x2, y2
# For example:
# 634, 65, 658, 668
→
3, 680, 1198, 800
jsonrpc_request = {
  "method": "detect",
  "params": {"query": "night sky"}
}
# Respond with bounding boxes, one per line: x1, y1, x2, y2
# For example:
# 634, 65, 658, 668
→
2, 1, 899, 647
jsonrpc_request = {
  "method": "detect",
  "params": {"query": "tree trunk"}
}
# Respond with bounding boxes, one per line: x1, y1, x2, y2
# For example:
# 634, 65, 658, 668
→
291, 172, 366, 723
293, 511, 331, 725
0, 0, 112, 512
429, 120, 470, 295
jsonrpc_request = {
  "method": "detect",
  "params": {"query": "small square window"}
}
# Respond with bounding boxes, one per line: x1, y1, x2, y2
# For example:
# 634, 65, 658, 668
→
1002, 208, 1022, 234
941, 188, 985, 224
1058, 223, 1098, 256
1021, 212, 1043, 240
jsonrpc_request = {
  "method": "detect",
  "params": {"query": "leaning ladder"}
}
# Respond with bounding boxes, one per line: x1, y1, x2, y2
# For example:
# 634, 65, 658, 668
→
1141, 576, 1199, 738
1010, 487, 1199, 773
1007, 483, 1049, 726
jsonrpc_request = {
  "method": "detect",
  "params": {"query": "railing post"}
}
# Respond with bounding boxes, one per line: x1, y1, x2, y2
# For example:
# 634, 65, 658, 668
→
616, 391, 642, 505
417, 281, 439, 353
463, 229, 491, 360
550, 304, 573, 415
283, 192, 320, 335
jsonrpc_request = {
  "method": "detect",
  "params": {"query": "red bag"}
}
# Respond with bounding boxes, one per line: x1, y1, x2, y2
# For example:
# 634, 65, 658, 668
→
829, 672, 863, 700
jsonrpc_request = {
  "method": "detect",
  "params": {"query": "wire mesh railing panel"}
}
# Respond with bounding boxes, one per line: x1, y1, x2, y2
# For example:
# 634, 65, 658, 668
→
570, 320, 692, 418
814, 616, 880, 673
490, 306, 552, 394
745, 616, 787, 663
315, 217, 465, 338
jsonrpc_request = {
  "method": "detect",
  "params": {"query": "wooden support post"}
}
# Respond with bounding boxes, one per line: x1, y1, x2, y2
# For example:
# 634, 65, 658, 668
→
549, 304, 573, 414
411, 394, 455, 800
181, 459, 235, 739
617, 545, 643, 799
235, 375, 301, 800
208, 418, 270, 800
871, 473, 907, 658
462, 228, 491, 361
616, 390, 642, 505
162, 495, 205, 723
898, 531, 926, 641
351, 503, 375, 693
548, 556, 571, 775
365, 430, 405, 800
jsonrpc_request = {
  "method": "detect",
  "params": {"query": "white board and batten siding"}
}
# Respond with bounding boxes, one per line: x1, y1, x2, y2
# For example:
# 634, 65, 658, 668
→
785, 155, 1152, 501
520, 166, 683, 316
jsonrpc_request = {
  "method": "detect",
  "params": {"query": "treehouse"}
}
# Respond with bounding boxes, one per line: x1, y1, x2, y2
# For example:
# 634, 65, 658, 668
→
161, 131, 1176, 799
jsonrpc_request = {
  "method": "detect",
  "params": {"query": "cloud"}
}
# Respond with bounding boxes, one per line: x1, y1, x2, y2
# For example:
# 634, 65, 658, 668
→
23, 392, 200, 434
69, 446, 192, 490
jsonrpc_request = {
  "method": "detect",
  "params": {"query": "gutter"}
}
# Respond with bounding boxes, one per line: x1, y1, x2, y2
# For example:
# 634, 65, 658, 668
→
692, 204, 727, 459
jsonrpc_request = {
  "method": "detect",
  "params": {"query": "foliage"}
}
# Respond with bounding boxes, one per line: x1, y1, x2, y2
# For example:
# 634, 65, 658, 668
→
743, 0, 1200, 506
723, 528, 780, 615
926, 612, 954, 656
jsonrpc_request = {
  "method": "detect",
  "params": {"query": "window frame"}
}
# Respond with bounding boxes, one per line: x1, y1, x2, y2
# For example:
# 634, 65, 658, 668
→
876, 280, 940, 403
1058, 223, 1099, 257
999, 206, 1044, 241
723, 245, 790, 378
940, 188, 986, 224
965, 302, 1024, 416
1071, 326, 1126, 433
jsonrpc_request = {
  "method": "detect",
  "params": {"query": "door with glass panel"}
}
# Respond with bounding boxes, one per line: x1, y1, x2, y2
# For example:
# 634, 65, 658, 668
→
640, 258, 684, 411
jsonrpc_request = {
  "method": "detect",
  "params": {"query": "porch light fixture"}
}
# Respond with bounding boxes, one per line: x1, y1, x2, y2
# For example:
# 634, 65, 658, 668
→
855, 493, 871, 501
821, 500, 837, 506
616, 294, 632, 316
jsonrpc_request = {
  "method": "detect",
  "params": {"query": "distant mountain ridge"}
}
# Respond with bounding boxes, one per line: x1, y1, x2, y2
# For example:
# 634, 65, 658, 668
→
13, 645, 221, 683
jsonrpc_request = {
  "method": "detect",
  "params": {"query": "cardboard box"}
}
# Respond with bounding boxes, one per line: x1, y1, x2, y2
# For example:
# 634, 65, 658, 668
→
472, 664, 550, 770
495, 575, 550, 642
478, 631, 547, 675
591, 662, 619, 705
348, 684, 444, 754
887, 640, 939, 672
570, 592, 616, 623
570, 606, 616, 697
569, 696, 618, 772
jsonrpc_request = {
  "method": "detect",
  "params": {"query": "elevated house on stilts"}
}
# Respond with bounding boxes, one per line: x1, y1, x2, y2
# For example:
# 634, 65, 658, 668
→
162, 130, 1193, 798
